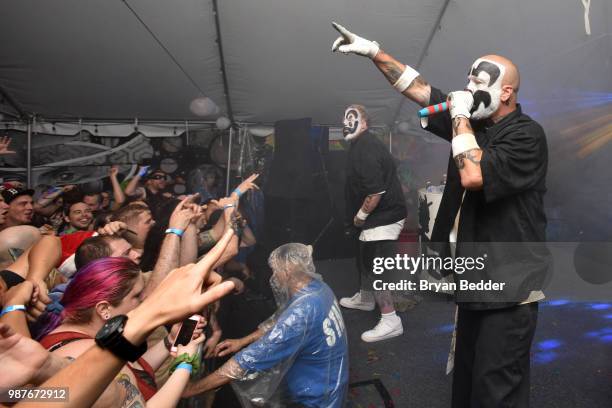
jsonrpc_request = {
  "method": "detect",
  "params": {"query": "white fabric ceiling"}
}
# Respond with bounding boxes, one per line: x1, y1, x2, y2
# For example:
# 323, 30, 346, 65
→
0, 0, 610, 126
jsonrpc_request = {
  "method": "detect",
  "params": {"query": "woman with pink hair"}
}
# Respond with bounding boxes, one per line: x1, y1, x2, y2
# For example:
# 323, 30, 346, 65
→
36, 257, 205, 408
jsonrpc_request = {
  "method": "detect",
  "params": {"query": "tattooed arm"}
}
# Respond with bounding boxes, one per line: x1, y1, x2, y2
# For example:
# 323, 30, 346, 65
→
452, 117, 483, 190
353, 193, 383, 227
372, 51, 431, 107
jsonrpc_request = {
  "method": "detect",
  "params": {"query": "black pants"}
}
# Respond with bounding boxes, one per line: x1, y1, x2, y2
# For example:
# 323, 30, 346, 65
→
452, 303, 539, 408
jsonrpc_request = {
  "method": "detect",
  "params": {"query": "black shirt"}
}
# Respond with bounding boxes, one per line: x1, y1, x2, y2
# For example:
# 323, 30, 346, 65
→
426, 87, 551, 309
345, 131, 407, 230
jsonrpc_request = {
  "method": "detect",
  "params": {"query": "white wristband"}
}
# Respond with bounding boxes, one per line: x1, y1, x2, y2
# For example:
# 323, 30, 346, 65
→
356, 208, 369, 221
393, 65, 420, 92
452, 133, 480, 157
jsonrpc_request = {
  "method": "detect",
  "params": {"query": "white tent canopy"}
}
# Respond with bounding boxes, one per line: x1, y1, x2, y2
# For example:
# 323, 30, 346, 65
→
1, 0, 609, 128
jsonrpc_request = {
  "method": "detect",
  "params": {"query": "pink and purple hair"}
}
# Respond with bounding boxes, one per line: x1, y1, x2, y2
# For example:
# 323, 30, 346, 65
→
35, 257, 141, 340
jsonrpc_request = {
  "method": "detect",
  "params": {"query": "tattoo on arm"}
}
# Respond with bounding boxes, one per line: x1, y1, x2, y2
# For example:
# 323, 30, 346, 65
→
408, 76, 431, 105
362, 194, 382, 214
454, 149, 482, 170
452, 117, 473, 135
380, 60, 404, 83
116, 373, 145, 408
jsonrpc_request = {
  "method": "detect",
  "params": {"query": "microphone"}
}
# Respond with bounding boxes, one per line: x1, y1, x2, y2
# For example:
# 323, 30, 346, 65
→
418, 102, 449, 118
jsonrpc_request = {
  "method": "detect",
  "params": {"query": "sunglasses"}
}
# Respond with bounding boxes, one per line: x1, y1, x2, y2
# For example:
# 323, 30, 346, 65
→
149, 175, 167, 180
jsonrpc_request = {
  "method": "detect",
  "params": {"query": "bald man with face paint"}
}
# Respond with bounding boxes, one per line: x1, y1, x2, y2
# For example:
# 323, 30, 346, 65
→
332, 23, 550, 408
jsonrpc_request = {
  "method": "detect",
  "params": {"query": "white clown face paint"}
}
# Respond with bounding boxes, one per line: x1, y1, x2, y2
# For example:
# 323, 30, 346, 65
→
466, 58, 506, 120
343, 107, 366, 140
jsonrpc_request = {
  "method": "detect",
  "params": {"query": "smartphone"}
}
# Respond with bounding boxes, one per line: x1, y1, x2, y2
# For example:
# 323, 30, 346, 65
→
171, 315, 200, 353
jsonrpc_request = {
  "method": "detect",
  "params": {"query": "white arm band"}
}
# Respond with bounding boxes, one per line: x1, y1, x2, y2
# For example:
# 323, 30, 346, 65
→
356, 208, 369, 221
393, 65, 420, 92
452, 133, 480, 157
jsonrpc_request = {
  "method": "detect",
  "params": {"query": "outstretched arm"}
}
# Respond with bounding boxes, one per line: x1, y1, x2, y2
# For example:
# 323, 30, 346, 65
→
331, 22, 431, 106
372, 51, 431, 107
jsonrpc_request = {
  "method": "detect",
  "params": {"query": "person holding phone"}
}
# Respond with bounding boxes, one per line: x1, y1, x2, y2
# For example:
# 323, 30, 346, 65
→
34, 257, 206, 408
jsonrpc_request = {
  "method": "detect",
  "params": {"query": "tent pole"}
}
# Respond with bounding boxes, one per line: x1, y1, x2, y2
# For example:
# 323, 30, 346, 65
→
26, 116, 33, 188
390, 0, 451, 125
225, 127, 233, 195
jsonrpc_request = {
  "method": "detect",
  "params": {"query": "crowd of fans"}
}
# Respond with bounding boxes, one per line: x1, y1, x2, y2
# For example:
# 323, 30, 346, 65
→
0, 136, 349, 407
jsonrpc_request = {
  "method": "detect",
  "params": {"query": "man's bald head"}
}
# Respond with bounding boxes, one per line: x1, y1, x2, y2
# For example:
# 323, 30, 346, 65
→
480, 54, 520, 93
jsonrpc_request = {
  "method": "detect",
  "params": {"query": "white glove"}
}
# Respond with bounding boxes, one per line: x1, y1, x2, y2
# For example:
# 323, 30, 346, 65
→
331, 21, 380, 59
448, 91, 474, 120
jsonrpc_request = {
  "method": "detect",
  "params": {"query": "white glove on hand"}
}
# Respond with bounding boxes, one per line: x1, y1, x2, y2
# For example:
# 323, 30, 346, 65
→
448, 91, 474, 120
331, 21, 380, 59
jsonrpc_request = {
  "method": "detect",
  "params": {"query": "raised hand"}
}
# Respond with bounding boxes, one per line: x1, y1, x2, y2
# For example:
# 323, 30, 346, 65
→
233, 173, 260, 197
109, 165, 119, 178
331, 21, 380, 59
0, 136, 16, 155
447, 91, 474, 120
169, 195, 199, 231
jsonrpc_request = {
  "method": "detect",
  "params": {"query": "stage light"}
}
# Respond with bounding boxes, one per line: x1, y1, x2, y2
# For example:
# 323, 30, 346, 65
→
545, 299, 571, 306
534, 351, 558, 365
589, 303, 611, 311
537, 339, 563, 351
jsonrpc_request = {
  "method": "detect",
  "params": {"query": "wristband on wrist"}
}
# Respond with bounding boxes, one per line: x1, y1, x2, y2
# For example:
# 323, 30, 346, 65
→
356, 208, 369, 221
170, 352, 201, 378
175, 362, 193, 373
452, 133, 480, 157
165, 228, 184, 237
393, 65, 420, 92
223, 204, 235, 210
232, 188, 243, 198
1, 304, 27, 317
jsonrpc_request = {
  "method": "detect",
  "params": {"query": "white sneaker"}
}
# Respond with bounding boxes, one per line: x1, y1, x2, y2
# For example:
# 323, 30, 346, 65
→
361, 315, 403, 342
339, 292, 375, 311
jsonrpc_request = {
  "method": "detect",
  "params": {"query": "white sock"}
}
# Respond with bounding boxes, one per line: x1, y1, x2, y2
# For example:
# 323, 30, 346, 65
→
360, 290, 374, 303
381, 311, 398, 321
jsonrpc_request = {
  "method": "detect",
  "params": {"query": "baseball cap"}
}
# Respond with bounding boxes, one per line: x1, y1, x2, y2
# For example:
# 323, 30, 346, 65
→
0, 184, 35, 204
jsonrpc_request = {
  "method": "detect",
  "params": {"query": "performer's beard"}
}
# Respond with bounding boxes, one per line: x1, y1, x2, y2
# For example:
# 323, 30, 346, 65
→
343, 108, 366, 140
466, 58, 506, 120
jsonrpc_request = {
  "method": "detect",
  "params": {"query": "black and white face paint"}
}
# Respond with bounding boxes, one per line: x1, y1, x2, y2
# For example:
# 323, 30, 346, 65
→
466, 58, 506, 120
343, 107, 366, 140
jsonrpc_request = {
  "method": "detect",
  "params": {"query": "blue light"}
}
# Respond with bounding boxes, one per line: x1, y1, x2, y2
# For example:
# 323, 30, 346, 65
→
600, 335, 612, 344
546, 299, 570, 306
589, 303, 611, 311
436, 324, 455, 333
604, 314, 612, 320
537, 339, 563, 351
534, 351, 558, 365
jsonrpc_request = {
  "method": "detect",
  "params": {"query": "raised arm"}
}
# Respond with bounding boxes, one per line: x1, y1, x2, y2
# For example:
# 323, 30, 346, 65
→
108, 166, 126, 211
141, 196, 196, 299
15, 260, 236, 408
124, 165, 148, 197
331, 22, 431, 107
